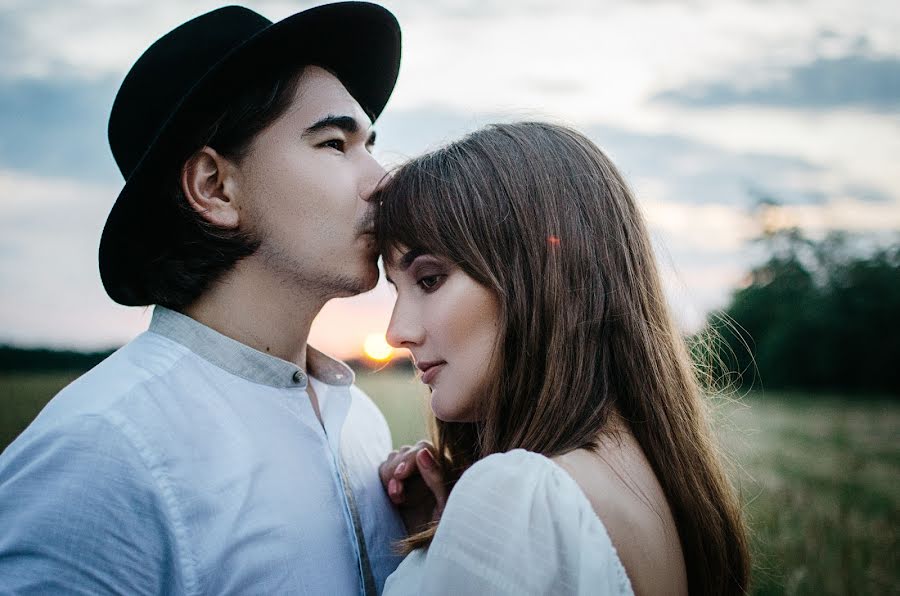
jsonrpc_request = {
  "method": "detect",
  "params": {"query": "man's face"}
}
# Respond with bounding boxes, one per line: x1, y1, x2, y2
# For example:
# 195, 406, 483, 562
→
233, 66, 384, 297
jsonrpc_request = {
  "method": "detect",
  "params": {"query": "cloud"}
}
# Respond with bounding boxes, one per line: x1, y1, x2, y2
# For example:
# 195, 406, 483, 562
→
0, 12, 27, 70
655, 53, 900, 111
0, 76, 121, 182
580, 123, 832, 206
0, 169, 146, 349
376, 106, 854, 208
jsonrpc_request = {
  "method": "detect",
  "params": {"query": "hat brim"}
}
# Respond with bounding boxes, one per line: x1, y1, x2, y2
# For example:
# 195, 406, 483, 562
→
100, 2, 401, 306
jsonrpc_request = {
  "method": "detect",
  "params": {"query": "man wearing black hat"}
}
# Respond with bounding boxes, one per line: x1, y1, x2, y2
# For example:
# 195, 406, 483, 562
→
0, 4, 407, 594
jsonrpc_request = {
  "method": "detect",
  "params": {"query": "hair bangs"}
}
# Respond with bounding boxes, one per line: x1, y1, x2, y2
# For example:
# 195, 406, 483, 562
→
375, 150, 462, 267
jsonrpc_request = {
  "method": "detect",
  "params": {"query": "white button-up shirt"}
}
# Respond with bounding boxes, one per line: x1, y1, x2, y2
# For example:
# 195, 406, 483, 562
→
0, 306, 406, 594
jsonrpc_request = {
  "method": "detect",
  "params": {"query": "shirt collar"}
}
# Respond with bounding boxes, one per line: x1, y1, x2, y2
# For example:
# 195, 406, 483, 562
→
149, 306, 355, 389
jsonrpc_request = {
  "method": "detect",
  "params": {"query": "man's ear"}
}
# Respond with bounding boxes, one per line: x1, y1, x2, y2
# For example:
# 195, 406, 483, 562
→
181, 146, 240, 229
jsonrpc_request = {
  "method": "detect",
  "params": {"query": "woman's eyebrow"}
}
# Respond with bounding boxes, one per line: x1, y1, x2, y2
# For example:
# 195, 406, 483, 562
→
399, 248, 425, 269
383, 248, 427, 282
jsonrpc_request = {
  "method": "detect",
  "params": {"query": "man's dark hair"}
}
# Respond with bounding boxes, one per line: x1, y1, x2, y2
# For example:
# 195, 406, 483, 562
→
143, 67, 307, 310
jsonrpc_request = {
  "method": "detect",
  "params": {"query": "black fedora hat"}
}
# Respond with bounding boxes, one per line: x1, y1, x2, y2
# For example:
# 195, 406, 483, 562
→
100, 2, 401, 306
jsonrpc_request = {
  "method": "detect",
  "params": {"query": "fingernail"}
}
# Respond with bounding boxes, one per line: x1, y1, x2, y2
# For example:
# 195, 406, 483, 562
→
388, 478, 399, 495
419, 449, 434, 469
395, 462, 406, 476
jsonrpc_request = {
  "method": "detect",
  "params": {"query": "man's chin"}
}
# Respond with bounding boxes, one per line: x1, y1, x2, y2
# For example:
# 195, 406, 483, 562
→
328, 263, 379, 298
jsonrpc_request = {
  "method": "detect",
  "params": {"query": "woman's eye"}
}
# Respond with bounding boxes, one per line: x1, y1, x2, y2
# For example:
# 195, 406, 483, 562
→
417, 275, 445, 291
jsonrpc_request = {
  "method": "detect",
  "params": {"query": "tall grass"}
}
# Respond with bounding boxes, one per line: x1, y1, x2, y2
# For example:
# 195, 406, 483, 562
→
719, 393, 899, 595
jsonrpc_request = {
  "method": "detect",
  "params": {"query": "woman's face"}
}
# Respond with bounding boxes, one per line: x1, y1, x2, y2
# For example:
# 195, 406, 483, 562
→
384, 248, 501, 422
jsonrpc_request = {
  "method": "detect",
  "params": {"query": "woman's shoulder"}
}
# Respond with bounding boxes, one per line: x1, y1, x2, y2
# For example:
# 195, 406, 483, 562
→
551, 438, 688, 596
455, 449, 586, 503
451, 449, 622, 546
461, 448, 557, 480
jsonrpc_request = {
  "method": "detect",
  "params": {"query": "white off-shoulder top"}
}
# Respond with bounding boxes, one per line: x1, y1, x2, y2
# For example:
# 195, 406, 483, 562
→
383, 449, 634, 595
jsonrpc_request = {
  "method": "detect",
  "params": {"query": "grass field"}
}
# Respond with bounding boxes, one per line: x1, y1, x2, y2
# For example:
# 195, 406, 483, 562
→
1, 370, 897, 595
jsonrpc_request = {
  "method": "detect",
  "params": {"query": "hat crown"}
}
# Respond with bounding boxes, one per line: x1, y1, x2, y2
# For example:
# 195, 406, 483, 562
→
108, 6, 272, 179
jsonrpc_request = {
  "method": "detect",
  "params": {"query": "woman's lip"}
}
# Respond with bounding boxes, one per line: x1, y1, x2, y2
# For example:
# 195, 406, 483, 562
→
420, 362, 445, 385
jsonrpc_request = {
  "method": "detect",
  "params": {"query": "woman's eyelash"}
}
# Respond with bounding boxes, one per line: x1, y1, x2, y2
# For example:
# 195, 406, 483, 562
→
417, 275, 445, 291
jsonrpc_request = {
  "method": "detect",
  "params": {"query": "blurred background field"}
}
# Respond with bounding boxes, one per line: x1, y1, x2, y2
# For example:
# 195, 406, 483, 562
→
2, 369, 897, 596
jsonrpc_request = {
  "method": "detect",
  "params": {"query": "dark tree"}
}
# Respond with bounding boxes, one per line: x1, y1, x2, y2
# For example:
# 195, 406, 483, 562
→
710, 228, 899, 395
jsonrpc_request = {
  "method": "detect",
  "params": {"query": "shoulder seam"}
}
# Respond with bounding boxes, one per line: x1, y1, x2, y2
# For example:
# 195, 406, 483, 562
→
103, 410, 201, 595
63, 333, 191, 416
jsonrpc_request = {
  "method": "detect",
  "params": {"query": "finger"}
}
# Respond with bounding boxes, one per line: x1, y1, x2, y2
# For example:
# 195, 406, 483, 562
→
380, 444, 415, 485
393, 454, 419, 480
379, 460, 392, 488
379, 452, 403, 486
387, 477, 406, 505
416, 449, 448, 516
393, 443, 430, 480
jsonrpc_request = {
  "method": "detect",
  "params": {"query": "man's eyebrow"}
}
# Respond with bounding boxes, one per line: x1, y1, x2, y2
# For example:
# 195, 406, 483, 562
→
302, 115, 363, 137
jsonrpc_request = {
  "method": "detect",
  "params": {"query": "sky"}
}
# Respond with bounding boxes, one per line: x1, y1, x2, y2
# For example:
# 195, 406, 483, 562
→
1, 0, 898, 358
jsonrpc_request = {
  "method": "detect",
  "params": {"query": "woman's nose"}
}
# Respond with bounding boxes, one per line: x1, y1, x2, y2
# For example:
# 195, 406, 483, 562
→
385, 302, 424, 348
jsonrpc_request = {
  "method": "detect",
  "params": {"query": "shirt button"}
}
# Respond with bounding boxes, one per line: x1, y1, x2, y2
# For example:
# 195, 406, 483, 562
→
292, 370, 305, 384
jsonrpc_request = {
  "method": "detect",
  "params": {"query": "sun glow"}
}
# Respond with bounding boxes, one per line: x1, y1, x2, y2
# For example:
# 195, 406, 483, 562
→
363, 333, 394, 362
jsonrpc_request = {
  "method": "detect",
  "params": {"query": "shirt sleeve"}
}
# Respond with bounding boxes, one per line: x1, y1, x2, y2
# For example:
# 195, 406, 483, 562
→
398, 450, 632, 596
0, 414, 187, 595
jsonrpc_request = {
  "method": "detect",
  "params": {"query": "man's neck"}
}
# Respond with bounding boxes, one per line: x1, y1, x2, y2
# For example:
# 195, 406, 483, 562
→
182, 260, 328, 369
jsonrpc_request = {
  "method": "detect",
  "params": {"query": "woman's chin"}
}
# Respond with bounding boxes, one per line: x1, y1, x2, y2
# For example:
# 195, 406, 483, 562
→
430, 394, 456, 422
430, 393, 476, 423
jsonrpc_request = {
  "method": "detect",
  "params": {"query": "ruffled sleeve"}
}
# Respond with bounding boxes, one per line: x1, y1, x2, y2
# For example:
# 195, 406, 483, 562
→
384, 449, 634, 595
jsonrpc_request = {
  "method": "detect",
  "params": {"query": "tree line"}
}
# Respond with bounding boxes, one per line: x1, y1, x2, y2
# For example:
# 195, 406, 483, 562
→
705, 228, 899, 396
0, 346, 116, 372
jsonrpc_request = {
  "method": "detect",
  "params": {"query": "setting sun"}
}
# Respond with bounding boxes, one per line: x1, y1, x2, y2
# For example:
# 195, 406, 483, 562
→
363, 333, 394, 362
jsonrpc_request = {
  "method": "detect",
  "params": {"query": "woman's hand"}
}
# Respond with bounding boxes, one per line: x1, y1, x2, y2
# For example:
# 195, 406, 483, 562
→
379, 441, 449, 535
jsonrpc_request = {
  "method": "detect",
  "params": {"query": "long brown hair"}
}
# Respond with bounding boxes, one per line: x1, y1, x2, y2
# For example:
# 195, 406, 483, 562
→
375, 122, 750, 595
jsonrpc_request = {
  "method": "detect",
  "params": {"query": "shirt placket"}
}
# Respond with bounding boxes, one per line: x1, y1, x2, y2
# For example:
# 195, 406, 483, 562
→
304, 379, 376, 596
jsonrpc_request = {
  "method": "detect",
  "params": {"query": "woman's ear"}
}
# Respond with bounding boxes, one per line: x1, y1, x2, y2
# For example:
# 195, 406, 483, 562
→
181, 146, 240, 229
